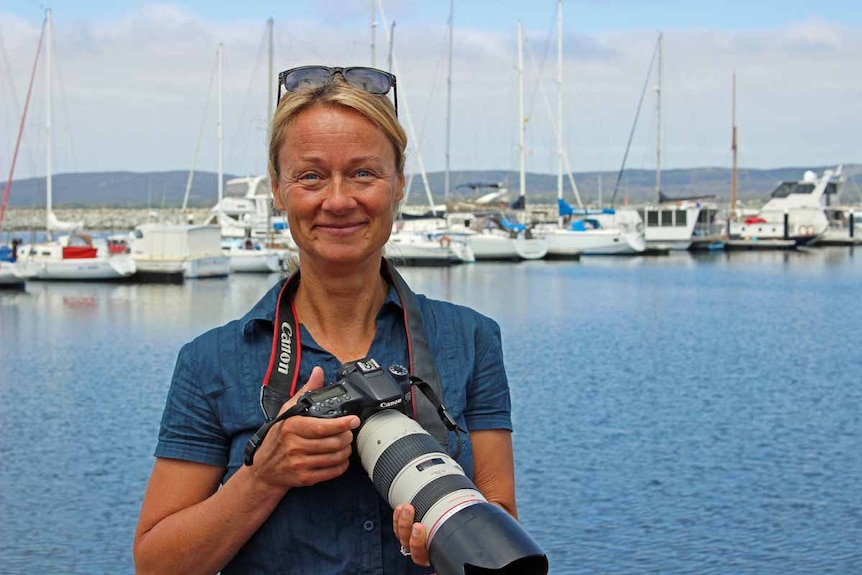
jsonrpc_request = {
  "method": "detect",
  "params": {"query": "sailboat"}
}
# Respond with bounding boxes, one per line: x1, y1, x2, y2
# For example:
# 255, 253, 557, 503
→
130, 43, 231, 281
530, 2, 644, 257
15, 9, 136, 281
380, 1, 473, 265
204, 20, 291, 272
623, 33, 721, 251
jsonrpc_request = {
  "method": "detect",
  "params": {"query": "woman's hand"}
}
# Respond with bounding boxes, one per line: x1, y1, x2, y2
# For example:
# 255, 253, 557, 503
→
251, 366, 360, 490
393, 504, 431, 567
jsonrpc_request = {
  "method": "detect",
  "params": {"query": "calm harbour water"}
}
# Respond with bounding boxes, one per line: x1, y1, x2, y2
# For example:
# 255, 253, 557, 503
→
1, 248, 861, 574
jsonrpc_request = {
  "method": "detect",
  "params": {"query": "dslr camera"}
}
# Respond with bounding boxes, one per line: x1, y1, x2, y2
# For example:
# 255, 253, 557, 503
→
296, 358, 412, 421
297, 358, 548, 575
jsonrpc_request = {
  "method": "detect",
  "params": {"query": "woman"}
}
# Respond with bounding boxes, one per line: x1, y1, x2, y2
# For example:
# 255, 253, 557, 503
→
134, 66, 516, 574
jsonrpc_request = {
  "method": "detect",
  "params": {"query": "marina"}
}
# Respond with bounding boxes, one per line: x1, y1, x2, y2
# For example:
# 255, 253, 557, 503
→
2, 249, 862, 573
0, 2, 860, 573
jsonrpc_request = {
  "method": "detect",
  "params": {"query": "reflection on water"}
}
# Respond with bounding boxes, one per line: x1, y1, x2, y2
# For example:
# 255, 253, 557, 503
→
1, 250, 861, 574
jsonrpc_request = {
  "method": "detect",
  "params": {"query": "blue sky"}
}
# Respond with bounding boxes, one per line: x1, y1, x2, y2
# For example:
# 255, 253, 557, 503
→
1, 1, 860, 182
7, 0, 862, 30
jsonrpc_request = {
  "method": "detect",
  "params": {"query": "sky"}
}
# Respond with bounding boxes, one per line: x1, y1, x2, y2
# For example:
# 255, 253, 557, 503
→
1, 0, 860, 183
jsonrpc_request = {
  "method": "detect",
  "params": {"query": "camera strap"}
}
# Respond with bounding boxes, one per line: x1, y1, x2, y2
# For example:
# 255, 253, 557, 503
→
259, 258, 452, 450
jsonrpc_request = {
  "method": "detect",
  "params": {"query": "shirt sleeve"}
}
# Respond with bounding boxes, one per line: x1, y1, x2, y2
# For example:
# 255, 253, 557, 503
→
464, 317, 513, 432
154, 341, 230, 467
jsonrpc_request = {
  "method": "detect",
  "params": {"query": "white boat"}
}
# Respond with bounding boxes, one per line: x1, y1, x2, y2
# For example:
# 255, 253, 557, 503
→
728, 167, 840, 245
638, 198, 723, 250
445, 212, 547, 261
0, 242, 24, 288
16, 233, 136, 281
0, 261, 23, 287
206, 176, 294, 247
223, 238, 283, 273
130, 223, 230, 282
815, 206, 862, 246
12, 10, 136, 282
534, 201, 646, 256
386, 228, 474, 266
535, 221, 646, 256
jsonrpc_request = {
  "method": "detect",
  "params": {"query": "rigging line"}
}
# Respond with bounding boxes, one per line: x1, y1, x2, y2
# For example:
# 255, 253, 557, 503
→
522, 11, 556, 129
0, 26, 23, 159
376, 0, 435, 212
525, 41, 582, 207
182, 52, 218, 211
228, 23, 268, 175
1, 25, 41, 194
54, 38, 79, 174
609, 35, 659, 207
1, 15, 45, 234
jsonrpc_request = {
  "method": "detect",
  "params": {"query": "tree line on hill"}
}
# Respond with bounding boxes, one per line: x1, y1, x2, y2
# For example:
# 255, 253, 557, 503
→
3, 165, 859, 209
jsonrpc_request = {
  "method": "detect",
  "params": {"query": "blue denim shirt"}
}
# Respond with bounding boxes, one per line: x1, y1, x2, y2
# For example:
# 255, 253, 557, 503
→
155, 275, 512, 574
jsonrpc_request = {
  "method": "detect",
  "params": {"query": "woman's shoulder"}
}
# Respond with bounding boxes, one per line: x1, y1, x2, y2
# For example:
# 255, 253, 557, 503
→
414, 293, 500, 335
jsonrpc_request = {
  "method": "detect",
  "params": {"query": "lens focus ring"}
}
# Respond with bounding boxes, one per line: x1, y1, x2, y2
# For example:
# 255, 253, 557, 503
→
371, 433, 446, 496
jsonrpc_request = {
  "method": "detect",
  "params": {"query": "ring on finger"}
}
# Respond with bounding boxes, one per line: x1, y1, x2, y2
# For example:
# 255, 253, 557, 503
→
400, 545, 411, 557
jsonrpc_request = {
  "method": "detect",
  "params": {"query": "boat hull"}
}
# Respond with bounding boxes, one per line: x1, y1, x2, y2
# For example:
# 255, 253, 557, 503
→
15, 255, 136, 281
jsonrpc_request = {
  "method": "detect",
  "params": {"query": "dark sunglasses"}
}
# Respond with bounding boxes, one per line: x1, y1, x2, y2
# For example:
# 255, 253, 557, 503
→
277, 66, 398, 116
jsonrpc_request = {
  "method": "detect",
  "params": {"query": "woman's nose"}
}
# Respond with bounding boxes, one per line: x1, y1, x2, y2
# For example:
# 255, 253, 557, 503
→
322, 176, 355, 212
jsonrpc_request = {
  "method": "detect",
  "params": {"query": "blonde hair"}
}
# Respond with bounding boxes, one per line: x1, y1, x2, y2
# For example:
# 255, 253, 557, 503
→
268, 75, 407, 187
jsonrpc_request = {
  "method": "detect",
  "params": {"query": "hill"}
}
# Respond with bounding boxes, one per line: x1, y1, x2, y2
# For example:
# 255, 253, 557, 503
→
3, 165, 860, 208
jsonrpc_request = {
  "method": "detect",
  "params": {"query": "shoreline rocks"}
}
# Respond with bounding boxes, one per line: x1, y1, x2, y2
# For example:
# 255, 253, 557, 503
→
1, 208, 212, 232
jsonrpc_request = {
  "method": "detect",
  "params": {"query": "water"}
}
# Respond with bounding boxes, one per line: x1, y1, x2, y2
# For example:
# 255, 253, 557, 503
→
1, 249, 861, 574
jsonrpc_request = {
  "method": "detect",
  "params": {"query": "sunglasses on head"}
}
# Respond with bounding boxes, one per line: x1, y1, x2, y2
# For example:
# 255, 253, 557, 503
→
277, 66, 398, 116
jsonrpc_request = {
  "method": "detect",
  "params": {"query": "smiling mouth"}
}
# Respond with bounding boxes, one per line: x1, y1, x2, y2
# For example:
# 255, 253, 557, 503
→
316, 222, 367, 234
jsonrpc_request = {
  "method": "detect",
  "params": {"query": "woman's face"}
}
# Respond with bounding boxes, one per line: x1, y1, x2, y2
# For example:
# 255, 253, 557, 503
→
273, 105, 404, 268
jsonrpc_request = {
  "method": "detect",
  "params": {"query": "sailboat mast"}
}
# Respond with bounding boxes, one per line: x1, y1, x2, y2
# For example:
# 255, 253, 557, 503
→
217, 43, 224, 206
731, 72, 738, 220
656, 32, 663, 201
518, 21, 526, 201
444, 0, 454, 202
370, 0, 377, 67
557, 0, 563, 226
267, 19, 275, 244
267, 18, 274, 121
45, 8, 53, 239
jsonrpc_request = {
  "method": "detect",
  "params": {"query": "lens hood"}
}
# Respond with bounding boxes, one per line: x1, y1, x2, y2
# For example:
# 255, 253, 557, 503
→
428, 502, 549, 575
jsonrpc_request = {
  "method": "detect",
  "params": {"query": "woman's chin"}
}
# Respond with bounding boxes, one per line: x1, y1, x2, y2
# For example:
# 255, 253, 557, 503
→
302, 243, 385, 266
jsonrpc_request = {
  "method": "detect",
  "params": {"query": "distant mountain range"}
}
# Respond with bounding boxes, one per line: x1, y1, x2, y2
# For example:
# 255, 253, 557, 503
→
3, 164, 860, 208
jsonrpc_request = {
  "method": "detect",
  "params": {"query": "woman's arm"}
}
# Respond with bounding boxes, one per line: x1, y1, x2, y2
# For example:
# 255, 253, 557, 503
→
134, 368, 360, 575
469, 428, 517, 518
133, 459, 285, 575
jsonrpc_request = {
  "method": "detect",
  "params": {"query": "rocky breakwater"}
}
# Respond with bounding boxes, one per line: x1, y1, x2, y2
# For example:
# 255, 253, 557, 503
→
2, 208, 212, 232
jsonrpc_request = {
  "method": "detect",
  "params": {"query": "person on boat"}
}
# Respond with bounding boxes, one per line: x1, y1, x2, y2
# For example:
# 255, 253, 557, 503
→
134, 66, 516, 574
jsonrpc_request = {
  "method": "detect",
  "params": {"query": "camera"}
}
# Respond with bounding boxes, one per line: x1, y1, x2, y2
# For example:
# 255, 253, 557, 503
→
298, 358, 548, 575
294, 358, 412, 421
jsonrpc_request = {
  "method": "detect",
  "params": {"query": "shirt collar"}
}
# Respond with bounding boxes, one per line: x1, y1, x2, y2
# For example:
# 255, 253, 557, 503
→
240, 276, 403, 339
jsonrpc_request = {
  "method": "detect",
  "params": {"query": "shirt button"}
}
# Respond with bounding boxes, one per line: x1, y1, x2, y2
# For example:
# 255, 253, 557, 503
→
363, 520, 375, 532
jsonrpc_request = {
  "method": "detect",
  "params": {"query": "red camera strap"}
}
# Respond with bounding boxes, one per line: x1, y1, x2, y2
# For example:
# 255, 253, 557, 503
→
259, 258, 450, 449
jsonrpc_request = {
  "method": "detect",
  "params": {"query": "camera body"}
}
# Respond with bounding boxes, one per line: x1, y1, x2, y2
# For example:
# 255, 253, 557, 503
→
297, 358, 412, 422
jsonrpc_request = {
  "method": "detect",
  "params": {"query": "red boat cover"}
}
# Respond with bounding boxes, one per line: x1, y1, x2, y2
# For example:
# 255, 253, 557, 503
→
62, 246, 97, 259
744, 216, 767, 225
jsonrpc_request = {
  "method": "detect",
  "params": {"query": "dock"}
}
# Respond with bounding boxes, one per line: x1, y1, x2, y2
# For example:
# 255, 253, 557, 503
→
724, 238, 796, 251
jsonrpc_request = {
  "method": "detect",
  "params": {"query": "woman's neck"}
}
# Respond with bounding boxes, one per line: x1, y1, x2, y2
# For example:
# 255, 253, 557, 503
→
292, 257, 388, 362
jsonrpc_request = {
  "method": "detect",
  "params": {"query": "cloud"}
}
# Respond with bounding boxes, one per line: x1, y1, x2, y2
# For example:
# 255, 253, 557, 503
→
1, 6, 859, 183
